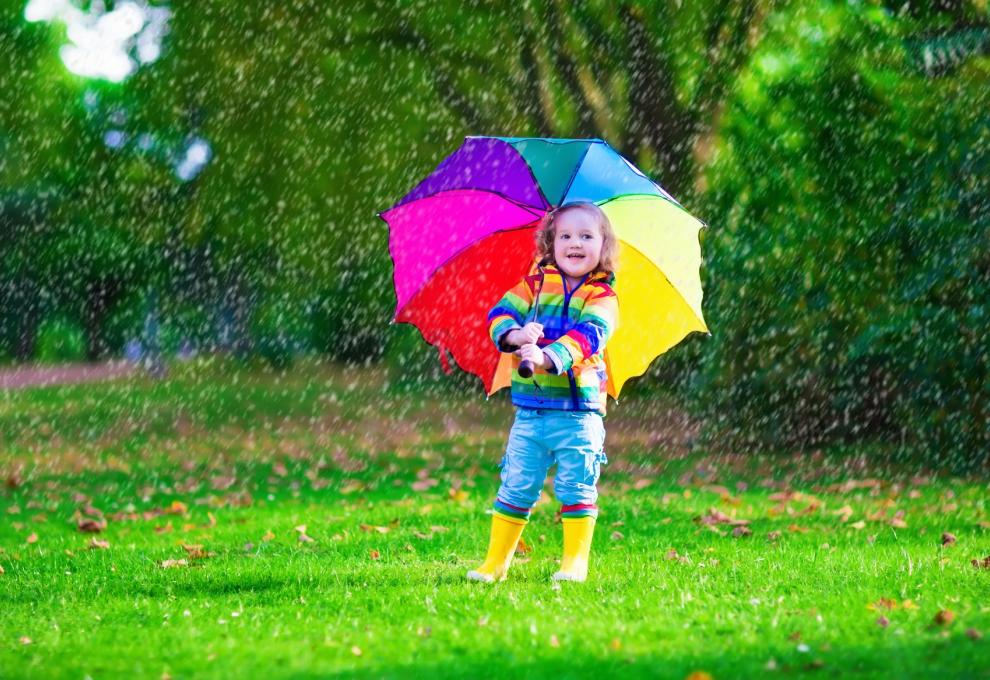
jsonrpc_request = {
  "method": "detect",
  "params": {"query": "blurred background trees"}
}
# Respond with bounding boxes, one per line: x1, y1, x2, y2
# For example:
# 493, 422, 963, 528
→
1, 0, 987, 466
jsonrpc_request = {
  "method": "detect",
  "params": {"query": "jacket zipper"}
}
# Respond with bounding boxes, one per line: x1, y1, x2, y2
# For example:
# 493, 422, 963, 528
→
561, 274, 588, 410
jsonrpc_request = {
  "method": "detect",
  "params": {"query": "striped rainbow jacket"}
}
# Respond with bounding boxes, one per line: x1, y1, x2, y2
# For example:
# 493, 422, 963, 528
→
487, 263, 619, 415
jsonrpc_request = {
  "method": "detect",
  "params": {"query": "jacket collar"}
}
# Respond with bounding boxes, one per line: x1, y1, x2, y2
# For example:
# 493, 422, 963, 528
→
535, 262, 615, 286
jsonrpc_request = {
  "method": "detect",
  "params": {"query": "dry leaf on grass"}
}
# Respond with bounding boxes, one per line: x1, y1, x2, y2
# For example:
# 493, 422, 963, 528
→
88, 538, 110, 550
934, 609, 954, 626
159, 559, 188, 569
369, 549, 380, 560
732, 526, 752, 538
26, 532, 38, 544
515, 538, 532, 555
182, 544, 215, 560
941, 532, 957, 546
867, 598, 898, 611
876, 615, 890, 628
971, 556, 990, 569
360, 524, 390, 534
966, 628, 983, 640
686, 672, 713, 680
695, 508, 749, 527
77, 517, 106, 533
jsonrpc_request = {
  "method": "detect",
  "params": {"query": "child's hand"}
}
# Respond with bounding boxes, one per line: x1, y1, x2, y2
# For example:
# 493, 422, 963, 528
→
515, 343, 551, 370
507, 323, 543, 347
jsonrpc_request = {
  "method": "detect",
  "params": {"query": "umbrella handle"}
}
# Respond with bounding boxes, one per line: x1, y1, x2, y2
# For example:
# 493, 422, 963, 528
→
518, 360, 535, 378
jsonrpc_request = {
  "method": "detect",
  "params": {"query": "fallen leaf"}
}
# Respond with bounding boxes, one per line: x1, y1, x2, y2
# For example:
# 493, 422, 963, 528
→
971, 556, 990, 569
297, 532, 315, 544
934, 609, 954, 626
88, 538, 110, 550
340, 480, 365, 494
210, 476, 236, 491
787, 524, 810, 534
77, 517, 106, 533
610, 531, 624, 540
732, 526, 752, 538
696, 508, 749, 527
686, 673, 713, 680
966, 628, 983, 640
359, 524, 390, 534
410, 478, 438, 491
369, 549, 380, 560
448, 488, 469, 503
182, 544, 215, 560
262, 530, 275, 542
26, 532, 38, 544
159, 559, 189, 569
767, 531, 782, 542
850, 520, 866, 530
876, 615, 890, 628
0, 564, 5, 574
632, 478, 653, 490
19, 636, 31, 645
867, 598, 898, 611
941, 532, 957, 546
164, 501, 188, 515
351, 645, 362, 656
515, 537, 532, 555
832, 505, 854, 522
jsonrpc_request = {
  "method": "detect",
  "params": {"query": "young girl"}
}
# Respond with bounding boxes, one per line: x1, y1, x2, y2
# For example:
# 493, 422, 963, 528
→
467, 202, 619, 583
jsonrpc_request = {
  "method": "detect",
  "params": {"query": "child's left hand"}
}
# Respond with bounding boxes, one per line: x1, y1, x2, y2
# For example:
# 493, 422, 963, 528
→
515, 343, 551, 370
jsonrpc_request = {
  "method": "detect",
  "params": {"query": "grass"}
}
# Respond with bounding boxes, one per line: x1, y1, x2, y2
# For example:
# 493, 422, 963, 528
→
1, 358, 988, 679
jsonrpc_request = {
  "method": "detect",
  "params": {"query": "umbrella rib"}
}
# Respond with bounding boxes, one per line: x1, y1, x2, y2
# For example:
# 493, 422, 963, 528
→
595, 192, 705, 225
378, 186, 547, 218
555, 141, 597, 207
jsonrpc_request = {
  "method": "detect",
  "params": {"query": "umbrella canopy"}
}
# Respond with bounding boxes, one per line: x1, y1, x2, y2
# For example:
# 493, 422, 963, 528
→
378, 136, 708, 398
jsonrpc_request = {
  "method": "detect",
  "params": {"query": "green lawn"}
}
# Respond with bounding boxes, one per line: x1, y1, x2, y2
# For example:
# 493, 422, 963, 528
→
1, 359, 988, 679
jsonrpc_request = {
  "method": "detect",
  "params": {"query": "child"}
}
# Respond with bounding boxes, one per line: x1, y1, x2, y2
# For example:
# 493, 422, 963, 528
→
467, 202, 619, 583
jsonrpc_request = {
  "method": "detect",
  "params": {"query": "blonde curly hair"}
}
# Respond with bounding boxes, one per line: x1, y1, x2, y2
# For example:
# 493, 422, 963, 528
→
534, 202, 618, 276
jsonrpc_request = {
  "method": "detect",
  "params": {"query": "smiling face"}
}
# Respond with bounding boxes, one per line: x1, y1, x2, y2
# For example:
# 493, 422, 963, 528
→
552, 208, 604, 283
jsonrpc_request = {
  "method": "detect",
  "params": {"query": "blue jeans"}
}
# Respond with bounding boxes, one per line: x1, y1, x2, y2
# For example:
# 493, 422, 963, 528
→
497, 407, 608, 509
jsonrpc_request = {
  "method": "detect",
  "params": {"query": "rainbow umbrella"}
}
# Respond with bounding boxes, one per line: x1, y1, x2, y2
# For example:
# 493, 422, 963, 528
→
378, 136, 708, 399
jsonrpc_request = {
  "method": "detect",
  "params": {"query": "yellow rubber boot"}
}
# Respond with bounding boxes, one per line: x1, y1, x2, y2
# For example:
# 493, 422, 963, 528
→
466, 513, 527, 582
553, 516, 596, 582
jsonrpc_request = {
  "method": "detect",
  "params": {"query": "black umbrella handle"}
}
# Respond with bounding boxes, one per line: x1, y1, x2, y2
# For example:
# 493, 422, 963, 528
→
518, 360, 535, 378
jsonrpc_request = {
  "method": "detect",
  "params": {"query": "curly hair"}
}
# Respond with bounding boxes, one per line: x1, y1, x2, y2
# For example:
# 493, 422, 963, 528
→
534, 202, 618, 276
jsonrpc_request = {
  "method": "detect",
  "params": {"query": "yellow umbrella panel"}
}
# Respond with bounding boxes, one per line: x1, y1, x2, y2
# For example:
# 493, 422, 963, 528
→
603, 195, 709, 397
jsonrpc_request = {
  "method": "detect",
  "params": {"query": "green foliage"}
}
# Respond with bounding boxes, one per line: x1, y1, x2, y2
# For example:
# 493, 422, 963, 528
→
35, 316, 86, 363
696, 3, 989, 467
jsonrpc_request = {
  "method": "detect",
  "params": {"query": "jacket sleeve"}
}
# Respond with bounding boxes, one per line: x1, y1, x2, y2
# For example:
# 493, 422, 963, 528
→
542, 283, 618, 372
487, 276, 535, 352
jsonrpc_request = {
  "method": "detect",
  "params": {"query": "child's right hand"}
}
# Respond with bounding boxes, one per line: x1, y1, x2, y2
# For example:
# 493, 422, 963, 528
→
508, 323, 544, 347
